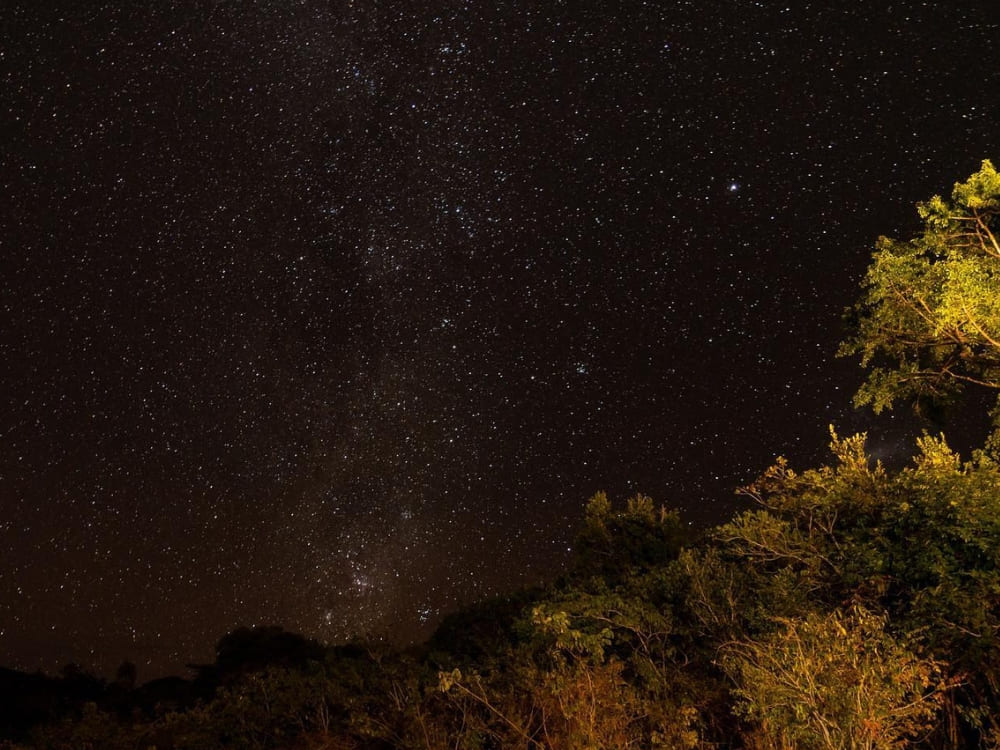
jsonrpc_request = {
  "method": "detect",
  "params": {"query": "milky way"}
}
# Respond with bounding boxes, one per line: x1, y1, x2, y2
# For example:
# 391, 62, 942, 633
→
2, 1, 998, 678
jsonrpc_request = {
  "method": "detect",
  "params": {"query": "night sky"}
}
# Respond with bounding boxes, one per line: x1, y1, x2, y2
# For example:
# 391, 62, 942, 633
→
2, 1, 998, 679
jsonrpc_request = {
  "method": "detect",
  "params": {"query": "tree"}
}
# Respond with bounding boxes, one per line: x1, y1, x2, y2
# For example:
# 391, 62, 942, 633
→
840, 160, 1000, 445
572, 492, 686, 584
727, 429, 1000, 745
203, 625, 326, 684
721, 606, 950, 750
113, 661, 136, 691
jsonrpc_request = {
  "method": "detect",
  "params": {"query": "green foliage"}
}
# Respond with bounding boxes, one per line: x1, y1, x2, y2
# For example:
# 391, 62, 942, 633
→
437, 589, 702, 750
840, 159, 1000, 445
427, 494, 708, 749
724, 430, 1000, 745
718, 429, 893, 608
572, 491, 686, 583
721, 607, 950, 750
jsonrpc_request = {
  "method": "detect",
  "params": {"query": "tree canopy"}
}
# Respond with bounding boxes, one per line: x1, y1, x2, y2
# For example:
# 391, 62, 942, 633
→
840, 160, 1000, 445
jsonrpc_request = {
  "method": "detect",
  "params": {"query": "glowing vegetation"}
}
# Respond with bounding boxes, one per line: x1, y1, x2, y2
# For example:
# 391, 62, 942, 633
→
841, 160, 1000, 447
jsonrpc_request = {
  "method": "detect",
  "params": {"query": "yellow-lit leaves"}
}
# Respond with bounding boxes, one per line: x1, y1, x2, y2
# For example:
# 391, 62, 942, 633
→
841, 161, 1000, 444
721, 606, 953, 750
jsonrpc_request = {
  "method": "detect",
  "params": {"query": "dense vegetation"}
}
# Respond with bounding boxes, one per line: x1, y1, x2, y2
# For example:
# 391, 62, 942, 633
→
5, 162, 1000, 749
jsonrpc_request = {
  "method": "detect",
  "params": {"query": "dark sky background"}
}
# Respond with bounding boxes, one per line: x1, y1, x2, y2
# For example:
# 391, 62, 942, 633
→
2, 1, 998, 680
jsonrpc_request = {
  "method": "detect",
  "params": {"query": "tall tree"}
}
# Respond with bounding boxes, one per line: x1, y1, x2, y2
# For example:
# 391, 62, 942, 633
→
840, 160, 1000, 445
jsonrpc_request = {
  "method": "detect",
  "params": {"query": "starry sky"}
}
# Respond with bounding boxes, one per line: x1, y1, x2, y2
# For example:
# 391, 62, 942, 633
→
2, 1, 998, 679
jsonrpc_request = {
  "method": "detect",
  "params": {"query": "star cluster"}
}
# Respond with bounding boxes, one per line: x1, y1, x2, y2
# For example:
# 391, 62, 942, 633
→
2, 1, 998, 677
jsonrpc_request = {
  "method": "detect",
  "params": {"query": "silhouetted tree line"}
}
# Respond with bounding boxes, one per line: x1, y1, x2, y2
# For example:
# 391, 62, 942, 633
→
6, 162, 1000, 749
0, 627, 327, 743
